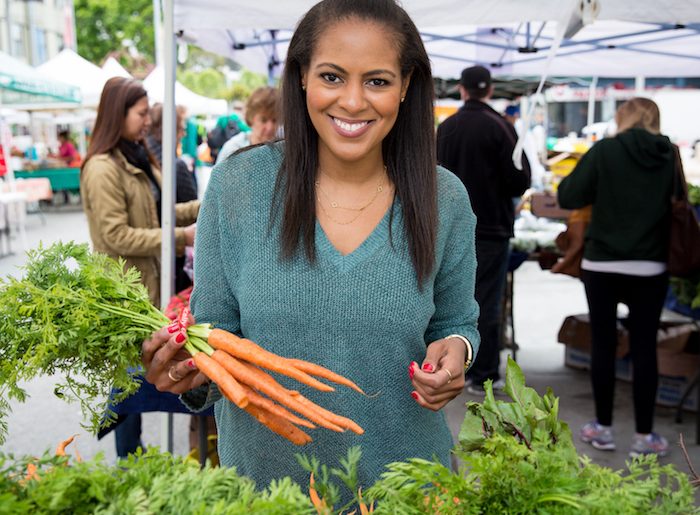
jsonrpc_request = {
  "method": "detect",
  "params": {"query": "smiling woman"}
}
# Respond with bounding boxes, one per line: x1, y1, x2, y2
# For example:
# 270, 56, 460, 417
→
141, 0, 481, 501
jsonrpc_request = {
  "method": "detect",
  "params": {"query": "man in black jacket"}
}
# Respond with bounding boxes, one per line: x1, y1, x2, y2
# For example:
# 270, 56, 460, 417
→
436, 66, 531, 393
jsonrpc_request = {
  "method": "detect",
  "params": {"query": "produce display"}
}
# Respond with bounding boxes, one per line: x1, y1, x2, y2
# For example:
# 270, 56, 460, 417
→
0, 360, 697, 514
0, 242, 363, 445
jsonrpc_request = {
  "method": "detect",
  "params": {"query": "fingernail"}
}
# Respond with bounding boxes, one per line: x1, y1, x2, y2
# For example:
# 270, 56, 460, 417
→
187, 359, 196, 368
167, 323, 179, 333
175, 332, 186, 344
408, 363, 415, 380
411, 391, 419, 400
422, 363, 434, 372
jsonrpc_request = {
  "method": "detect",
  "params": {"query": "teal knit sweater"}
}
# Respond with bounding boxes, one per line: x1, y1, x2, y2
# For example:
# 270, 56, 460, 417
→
186, 142, 480, 494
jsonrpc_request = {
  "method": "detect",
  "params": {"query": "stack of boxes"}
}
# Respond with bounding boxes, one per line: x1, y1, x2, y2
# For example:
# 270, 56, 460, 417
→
558, 313, 700, 411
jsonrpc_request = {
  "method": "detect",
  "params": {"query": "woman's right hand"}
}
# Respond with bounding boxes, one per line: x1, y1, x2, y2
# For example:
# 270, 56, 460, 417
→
142, 321, 209, 394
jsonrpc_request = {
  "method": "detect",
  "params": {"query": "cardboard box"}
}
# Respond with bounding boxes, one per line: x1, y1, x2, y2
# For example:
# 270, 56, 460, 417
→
657, 347, 700, 378
557, 314, 629, 358
564, 347, 698, 412
656, 375, 698, 412
564, 347, 633, 382
557, 314, 697, 359
530, 192, 572, 220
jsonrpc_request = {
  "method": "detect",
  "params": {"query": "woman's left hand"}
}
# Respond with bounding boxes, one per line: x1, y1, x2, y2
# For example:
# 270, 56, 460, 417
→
409, 337, 466, 411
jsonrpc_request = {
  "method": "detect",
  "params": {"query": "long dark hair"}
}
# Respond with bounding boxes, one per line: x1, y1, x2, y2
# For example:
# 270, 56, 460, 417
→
275, 0, 437, 284
82, 77, 152, 170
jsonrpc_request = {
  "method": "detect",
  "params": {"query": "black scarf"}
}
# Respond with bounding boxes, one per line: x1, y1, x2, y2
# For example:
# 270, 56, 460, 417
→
118, 138, 162, 223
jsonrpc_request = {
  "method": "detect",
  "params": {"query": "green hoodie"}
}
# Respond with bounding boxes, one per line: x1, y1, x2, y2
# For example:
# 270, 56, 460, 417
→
558, 128, 674, 262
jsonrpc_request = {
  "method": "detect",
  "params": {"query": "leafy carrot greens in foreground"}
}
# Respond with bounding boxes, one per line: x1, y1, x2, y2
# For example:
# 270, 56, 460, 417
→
0, 242, 172, 441
0, 241, 364, 445
2, 359, 696, 514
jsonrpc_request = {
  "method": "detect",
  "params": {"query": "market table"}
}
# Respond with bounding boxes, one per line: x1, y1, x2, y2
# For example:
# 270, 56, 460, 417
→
0, 190, 28, 257
14, 167, 80, 194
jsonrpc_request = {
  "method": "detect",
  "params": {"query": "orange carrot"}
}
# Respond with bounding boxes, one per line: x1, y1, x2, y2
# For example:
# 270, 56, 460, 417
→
208, 329, 334, 392
309, 473, 329, 514
240, 383, 316, 429
287, 358, 365, 395
56, 435, 76, 457
192, 352, 249, 408
211, 350, 345, 432
358, 487, 374, 514
290, 392, 364, 435
25, 463, 39, 482
243, 403, 312, 445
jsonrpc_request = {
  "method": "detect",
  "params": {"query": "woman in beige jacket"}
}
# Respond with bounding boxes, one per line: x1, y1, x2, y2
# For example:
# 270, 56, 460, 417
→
81, 77, 198, 307
81, 77, 199, 457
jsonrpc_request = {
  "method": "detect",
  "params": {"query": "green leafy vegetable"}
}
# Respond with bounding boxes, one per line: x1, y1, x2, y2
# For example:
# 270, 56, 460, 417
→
0, 242, 173, 442
0, 447, 314, 514
365, 358, 699, 514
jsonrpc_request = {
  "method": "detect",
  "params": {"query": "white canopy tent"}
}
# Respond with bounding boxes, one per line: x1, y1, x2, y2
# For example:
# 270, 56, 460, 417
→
37, 49, 111, 108
173, 0, 700, 80
142, 65, 228, 116
101, 57, 134, 79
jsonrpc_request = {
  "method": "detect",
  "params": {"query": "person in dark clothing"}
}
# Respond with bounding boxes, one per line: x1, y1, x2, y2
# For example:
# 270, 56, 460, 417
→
147, 103, 199, 293
436, 65, 531, 393
558, 97, 674, 458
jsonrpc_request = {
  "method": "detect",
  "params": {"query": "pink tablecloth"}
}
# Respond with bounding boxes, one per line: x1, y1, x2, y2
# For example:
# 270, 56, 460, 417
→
1, 178, 53, 202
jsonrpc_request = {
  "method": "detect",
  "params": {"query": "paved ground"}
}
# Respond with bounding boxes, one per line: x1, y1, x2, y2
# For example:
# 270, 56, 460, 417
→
0, 208, 698, 486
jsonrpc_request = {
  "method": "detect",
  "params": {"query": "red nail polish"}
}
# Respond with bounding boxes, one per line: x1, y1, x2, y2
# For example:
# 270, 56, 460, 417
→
167, 323, 179, 333
408, 364, 415, 380
187, 359, 196, 368
422, 363, 434, 372
411, 391, 419, 400
175, 332, 186, 344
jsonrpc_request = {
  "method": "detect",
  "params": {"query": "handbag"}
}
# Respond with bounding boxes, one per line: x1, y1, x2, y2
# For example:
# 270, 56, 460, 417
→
551, 206, 592, 278
668, 146, 700, 277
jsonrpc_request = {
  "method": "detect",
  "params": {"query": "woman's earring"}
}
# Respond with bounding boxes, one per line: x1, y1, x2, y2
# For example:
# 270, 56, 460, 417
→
400, 96, 405, 103
301, 83, 306, 91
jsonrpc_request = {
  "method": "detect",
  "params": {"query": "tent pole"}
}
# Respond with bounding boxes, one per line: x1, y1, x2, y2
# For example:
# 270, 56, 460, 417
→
153, 0, 163, 68
635, 76, 646, 95
586, 76, 598, 140
160, 0, 176, 454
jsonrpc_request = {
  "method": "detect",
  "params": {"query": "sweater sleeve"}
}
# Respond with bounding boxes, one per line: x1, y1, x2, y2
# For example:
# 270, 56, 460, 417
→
181, 170, 241, 411
189, 170, 241, 336
424, 173, 481, 357
557, 144, 599, 209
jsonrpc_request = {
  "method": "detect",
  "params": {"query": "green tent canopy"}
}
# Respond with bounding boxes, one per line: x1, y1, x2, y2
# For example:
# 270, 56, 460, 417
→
0, 52, 81, 107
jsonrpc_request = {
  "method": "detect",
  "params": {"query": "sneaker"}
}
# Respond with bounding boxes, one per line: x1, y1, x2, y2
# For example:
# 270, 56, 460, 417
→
467, 378, 505, 395
629, 432, 669, 458
580, 421, 616, 451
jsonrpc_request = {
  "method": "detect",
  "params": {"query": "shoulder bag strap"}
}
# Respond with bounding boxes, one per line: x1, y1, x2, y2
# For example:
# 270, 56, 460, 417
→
672, 145, 687, 202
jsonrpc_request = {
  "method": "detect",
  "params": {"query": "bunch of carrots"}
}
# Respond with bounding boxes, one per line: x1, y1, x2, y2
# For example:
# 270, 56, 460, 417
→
0, 242, 365, 446
183, 309, 365, 445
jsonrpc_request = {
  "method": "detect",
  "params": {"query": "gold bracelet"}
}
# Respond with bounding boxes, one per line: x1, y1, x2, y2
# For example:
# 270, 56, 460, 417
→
446, 334, 473, 371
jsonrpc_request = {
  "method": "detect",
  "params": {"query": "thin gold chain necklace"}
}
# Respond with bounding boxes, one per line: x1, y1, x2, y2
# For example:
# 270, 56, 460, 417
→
315, 166, 386, 210
315, 166, 387, 225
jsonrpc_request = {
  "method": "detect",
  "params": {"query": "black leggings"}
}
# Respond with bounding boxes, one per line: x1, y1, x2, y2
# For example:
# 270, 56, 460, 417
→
581, 269, 668, 433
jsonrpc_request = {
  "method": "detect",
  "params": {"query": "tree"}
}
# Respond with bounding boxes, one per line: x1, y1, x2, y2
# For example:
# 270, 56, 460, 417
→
74, 0, 155, 65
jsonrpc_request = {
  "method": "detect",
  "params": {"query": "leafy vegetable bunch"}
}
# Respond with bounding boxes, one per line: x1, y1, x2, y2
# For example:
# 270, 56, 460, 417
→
0, 241, 170, 442
1, 359, 697, 513
0, 447, 314, 514
362, 358, 698, 514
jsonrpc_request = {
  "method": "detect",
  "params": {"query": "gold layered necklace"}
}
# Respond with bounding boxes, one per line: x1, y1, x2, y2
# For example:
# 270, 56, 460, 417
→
315, 166, 387, 225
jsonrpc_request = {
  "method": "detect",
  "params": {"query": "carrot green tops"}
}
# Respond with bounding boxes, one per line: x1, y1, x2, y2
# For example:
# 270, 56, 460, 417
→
184, 142, 479, 495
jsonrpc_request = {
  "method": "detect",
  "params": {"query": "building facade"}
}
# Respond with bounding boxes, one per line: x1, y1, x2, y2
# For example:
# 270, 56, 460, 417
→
0, 0, 76, 65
